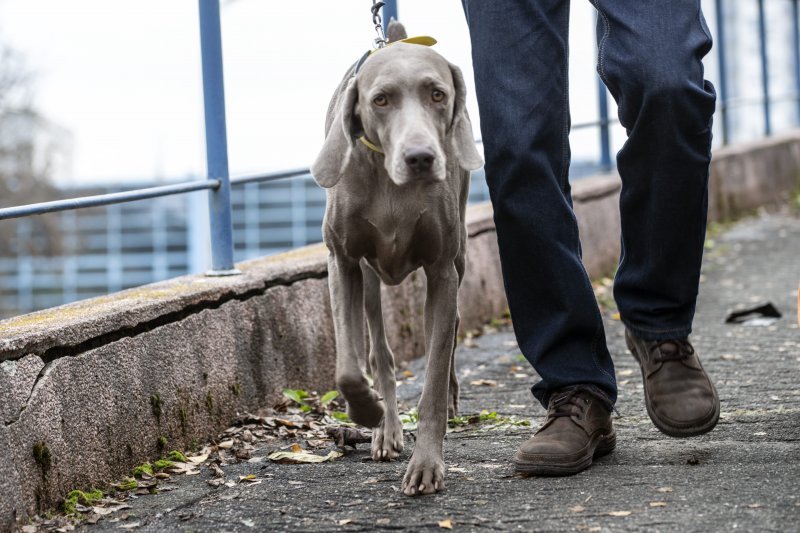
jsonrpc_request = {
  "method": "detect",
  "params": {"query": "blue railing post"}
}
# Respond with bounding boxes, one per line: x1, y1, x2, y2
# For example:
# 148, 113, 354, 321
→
383, 0, 398, 26
714, 0, 730, 145
757, 0, 771, 136
793, 0, 800, 126
198, 0, 238, 275
597, 79, 612, 172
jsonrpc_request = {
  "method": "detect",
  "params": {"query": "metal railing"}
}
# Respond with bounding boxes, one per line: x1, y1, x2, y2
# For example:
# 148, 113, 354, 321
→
1, 0, 799, 312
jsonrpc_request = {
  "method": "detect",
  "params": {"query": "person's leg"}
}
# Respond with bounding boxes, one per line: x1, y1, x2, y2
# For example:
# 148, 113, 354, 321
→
593, 0, 715, 336
462, 0, 617, 410
593, 0, 719, 436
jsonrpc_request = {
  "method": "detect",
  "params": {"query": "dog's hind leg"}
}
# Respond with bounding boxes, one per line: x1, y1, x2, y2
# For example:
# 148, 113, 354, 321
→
329, 254, 384, 428
448, 312, 460, 419
361, 261, 404, 460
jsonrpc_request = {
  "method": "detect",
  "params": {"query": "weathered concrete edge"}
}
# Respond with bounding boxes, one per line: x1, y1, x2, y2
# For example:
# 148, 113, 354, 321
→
2, 132, 800, 526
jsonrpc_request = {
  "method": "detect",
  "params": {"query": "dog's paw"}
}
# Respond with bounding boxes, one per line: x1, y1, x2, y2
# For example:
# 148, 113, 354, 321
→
371, 415, 404, 461
345, 390, 385, 428
402, 453, 445, 496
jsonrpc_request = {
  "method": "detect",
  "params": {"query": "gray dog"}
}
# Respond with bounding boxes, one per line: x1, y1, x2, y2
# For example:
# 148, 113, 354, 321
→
311, 22, 483, 496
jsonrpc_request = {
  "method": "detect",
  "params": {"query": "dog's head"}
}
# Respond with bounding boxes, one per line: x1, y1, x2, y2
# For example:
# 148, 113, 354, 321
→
312, 42, 483, 188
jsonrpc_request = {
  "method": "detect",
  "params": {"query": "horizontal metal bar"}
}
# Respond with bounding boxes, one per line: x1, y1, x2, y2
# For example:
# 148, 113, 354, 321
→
0, 180, 219, 221
572, 117, 620, 131
230, 167, 311, 186
721, 93, 800, 110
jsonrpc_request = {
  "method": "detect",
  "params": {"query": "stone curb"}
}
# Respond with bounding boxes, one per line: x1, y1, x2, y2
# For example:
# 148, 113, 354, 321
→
2, 132, 799, 527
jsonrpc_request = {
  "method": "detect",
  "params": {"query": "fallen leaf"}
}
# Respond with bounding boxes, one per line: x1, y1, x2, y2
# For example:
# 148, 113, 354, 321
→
268, 450, 343, 464
401, 370, 414, 378
469, 379, 497, 387
611, 312, 621, 320
747, 503, 763, 508
649, 502, 668, 507
92, 504, 132, 516
438, 519, 453, 529
656, 487, 673, 493
186, 453, 209, 464
118, 522, 141, 529
618, 369, 634, 377
207, 478, 225, 487
337, 518, 353, 525
290, 443, 303, 453
607, 511, 632, 517
448, 467, 468, 473
218, 440, 234, 449
239, 474, 257, 482
376, 518, 391, 525
241, 518, 256, 528
288, 480, 305, 485
569, 505, 585, 513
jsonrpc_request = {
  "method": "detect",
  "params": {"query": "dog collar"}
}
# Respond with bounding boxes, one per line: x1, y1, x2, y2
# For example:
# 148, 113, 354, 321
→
358, 135, 384, 154
354, 35, 437, 74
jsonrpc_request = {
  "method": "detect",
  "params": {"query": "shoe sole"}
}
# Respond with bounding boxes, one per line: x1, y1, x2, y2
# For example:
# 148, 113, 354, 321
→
513, 431, 616, 476
626, 335, 720, 438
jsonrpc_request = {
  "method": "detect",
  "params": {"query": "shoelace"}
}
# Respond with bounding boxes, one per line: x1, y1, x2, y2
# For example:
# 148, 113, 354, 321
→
548, 390, 589, 419
654, 339, 695, 362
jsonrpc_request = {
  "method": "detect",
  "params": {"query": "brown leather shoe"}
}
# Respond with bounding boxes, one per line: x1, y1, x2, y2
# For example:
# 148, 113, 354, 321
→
513, 386, 616, 476
625, 329, 720, 437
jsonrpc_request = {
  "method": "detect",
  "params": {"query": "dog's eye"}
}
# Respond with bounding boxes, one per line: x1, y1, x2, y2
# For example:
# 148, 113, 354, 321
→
431, 89, 445, 103
373, 94, 388, 107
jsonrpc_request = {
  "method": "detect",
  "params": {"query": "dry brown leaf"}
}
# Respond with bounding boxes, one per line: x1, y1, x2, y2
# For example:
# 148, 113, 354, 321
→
747, 503, 763, 509
337, 518, 353, 525
290, 443, 303, 453
438, 519, 453, 529
656, 487, 673, 493
469, 379, 497, 387
207, 478, 225, 487
218, 440, 234, 449
186, 453, 209, 464
268, 450, 343, 464
401, 370, 414, 378
569, 505, 585, 513
607, 511, 632, 517
649, 502, 668, 507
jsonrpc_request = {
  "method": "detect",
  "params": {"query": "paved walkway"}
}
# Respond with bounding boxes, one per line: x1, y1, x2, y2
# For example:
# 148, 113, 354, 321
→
77, 212, 799, 532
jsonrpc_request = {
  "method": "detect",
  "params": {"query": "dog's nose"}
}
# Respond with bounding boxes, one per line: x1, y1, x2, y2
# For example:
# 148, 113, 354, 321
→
404, 147, 435, 173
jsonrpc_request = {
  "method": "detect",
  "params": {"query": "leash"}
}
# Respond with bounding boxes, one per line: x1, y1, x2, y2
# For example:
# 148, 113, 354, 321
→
371, 1, 388, 49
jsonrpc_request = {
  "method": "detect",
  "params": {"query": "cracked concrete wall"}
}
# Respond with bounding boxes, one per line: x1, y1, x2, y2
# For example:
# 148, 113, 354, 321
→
2, 132, 799, 528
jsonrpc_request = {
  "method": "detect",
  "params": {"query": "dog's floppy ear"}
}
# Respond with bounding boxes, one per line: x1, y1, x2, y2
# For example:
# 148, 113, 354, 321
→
311, 78, 360, 188
448, 63, 483, 172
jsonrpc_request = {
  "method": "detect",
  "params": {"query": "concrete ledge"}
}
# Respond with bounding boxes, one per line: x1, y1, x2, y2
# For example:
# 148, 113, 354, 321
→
2, 132, 800, 527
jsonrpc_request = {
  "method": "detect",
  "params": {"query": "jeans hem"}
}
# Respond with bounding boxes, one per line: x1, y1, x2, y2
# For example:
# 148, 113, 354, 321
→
622, 318, 693, 341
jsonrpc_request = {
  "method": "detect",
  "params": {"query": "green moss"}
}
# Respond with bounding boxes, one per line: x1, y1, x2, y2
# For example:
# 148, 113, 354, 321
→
32, 441, 51, 472
229, 382, 241, 397
150, 394, 162, 419
113, 477, 138, 491
205, 393, 214, 414
153, 459, 174, 471
63, 489, 103, 516
132, 462, 153, 478
178, 407, 188, 433
157, 436, 168, 451
167, 450, 187, 462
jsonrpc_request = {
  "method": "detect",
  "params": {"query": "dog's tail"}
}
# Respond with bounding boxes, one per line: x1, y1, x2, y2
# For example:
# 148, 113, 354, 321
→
386, 18, 407, 43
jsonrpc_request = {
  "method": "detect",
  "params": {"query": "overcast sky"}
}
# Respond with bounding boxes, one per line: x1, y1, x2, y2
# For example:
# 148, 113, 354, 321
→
0, 1, 638, 186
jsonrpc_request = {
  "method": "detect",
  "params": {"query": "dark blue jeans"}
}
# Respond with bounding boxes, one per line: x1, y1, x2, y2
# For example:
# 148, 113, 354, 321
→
462, 0, 716, 408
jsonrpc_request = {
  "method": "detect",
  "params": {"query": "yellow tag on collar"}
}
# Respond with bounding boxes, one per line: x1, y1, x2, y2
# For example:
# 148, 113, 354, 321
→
369, 35, 437, 55
396, 35, 437, 47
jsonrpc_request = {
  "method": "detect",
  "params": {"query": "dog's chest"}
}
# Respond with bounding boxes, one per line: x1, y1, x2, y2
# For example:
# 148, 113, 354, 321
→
341, 200, 451, 285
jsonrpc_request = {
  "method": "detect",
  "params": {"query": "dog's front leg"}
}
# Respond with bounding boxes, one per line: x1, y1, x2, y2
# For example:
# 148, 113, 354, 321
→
402, 263, 458, 496
328, 254, 384, 428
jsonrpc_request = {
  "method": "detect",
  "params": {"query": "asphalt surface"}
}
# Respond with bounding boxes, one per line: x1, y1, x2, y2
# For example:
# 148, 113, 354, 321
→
75, 211, 800, 532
